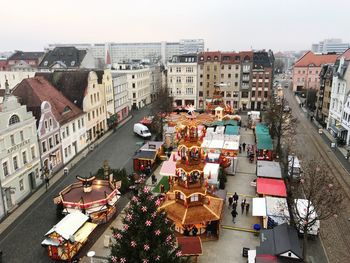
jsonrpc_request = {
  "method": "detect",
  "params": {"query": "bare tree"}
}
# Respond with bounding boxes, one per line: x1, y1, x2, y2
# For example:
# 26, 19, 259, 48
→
150, 87, 173, 140
289, 159, 343, 261
265, 96, 298, 157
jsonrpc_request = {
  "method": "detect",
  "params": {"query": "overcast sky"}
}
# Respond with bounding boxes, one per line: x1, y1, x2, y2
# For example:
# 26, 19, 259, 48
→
1, 0, 349, 52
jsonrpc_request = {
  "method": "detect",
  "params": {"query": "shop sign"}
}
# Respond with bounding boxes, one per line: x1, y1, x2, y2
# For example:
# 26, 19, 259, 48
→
7, 139, 30, 154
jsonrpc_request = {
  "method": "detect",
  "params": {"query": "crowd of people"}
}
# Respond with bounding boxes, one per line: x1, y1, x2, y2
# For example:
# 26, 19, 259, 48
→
228, 192, 250, 223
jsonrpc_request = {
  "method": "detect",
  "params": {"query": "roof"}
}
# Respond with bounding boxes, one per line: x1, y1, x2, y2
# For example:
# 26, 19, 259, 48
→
255, 123, 270, 135
45, 211, 89, 240
253, 51, 274, 69
13, 77, 84, 125
257, 161, 282, 179
39, 47, 87, 68
294, 51, 338, 67
256, 223, 303, 260
256, 178, 287, 197
177, 237, 203, 256
8, 51, 44, 61
36, 71, 90, 109
257, 134, 273, 150
0, 60, 7, 70
225, 125, 239, 135
139, 141, 163, 151
133, 150, 157, 160
340, 48, 350, 60
160, 160, 176, 176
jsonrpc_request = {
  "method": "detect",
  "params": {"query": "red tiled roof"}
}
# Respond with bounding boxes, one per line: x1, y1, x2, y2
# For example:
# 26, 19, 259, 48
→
294, 51, 338, 67
340, 48, 350, 60
12, 77, 83, 125
0, 60, 7, 70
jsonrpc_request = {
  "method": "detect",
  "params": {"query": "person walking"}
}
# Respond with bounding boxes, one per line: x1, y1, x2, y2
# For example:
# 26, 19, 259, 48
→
231, 209, 238, 223
239, 144, 242, 153
232, 201, 237, 211
245, 203, 250, 216
241, 199, 245, 214
242, 142, 246, 151
233, 192, 239, 203
228, 196, 233, 207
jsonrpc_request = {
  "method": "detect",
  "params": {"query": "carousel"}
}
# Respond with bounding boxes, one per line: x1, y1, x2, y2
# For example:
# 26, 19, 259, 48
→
56, 175, 121, 224
159, 112, 224, 238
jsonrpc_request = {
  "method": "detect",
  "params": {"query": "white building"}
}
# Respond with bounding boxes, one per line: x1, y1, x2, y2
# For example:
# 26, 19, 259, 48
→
112, 64, 151, 109
149, 64, 164, 102
312, 39, 350, 54
0, 83, 41, 217
0, 71, 36, 91
112, 73, 130, 124
167, 54, 198, 108
48, 39, 205, 65
328, 50, 350, 144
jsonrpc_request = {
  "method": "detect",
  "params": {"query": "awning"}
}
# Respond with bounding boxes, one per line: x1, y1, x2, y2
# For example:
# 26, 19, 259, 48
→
74, 222, 97, 243
329, 125, 346, 133
252, 198, 267, 216
256, 178, 287, 197
41, 238, 60, 246
160, 161, 176, 176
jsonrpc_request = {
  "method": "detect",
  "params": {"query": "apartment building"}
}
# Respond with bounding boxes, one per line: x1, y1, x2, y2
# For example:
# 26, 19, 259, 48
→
168, 54, 198, 108
112, 73, 130, 125
317, 64, 334, 124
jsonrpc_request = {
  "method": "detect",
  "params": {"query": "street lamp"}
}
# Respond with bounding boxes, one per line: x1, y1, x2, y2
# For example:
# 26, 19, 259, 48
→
87, 251, 95, 263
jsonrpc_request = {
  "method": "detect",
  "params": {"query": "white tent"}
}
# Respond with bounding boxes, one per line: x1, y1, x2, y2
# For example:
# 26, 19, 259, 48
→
209, 139, 224, 149
266, 196, 290, 226
215, 126, 225, 135
223, 140, 239, 151
294, 199, 320, 235
252, 198, 267, 217
204, 163, 220, 185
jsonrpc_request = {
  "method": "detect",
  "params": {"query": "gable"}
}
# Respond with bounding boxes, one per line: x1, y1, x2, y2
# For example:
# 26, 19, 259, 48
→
279, 250, 301, 259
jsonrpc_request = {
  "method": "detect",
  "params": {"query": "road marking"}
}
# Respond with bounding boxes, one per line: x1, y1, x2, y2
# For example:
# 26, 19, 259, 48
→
222, 225, 259, 234
226, 193, 255, 198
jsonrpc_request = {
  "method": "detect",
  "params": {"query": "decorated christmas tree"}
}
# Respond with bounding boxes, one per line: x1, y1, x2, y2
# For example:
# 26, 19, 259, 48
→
109, 186, 187, 263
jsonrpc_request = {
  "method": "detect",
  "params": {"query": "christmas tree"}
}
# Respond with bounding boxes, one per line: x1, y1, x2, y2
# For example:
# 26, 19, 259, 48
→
109, 186, 187, 263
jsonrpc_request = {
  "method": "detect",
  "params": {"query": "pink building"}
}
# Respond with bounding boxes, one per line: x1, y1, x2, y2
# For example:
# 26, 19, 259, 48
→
292, 51, 338, 92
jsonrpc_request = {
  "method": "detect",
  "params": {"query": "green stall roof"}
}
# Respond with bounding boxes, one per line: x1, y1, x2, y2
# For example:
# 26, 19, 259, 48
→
257, 134, 273, 150
255, 123, 270, 135
225, 125, 239, 135
224, 120, 238, 126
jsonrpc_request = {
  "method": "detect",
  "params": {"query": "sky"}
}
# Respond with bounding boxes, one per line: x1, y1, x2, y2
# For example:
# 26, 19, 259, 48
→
0, 0, 349, 52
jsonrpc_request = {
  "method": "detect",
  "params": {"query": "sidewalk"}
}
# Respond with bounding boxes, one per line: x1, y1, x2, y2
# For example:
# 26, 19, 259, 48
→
0, 115, 133, 236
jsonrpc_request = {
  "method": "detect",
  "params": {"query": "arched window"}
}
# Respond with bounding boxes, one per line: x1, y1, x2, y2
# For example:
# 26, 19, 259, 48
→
9, 115, 20, 125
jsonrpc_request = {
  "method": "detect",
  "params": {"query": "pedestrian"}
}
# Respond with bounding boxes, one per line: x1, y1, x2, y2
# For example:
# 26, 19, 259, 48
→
228, 196, 233, 207
233, 192, 239, 203
231, 208, 238, 223
242, 142, 246, 151
232, 201, 237, 211
239, 144, 242, 153
183, 226, 190, 236
241, 200, 245, 214
245, 203, 250, 216
192, 225, 198, 236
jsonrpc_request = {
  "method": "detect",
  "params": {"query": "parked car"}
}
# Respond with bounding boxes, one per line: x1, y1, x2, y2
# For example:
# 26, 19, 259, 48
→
133, 123, 151, 138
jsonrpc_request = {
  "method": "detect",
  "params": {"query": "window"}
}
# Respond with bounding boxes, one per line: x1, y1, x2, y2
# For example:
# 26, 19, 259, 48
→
42, 141, 47, 153
81, 118, 84, 127
258, 91, 262, 97
22, 151, 27, 164
176, 77, 181, 83
186, 76, 193, 83
49, 137, 53, 149
64, 148, 68, 158
72, 122, 76, 133
190, 195, 199, 202
133, 93, 136, 99
90, 94, 93, 104
241, 91, 249, 98
78, 119, 81, 129
228, 65, 231, 70
13, 156, 18, 170
55, 134, 59, 145
228, 74, 231, 78
206, 90, 210, 96
132, 83, 136, 88
236, 65, 239, 70
235, 73, 238, 78
186, 67, 193, 73
19, 179, 24, 191
10, 134, 15, 145
252, 91, 256, 97
68, 145, 71, 155
31, 146, 36, 159
2, 162, 9, 177
186, 87, 194, 95
199, 91, 203, 97
49, 118, 52, 127
20, 131, 24, 141
235, 82, 238, 87
200, 82, 203, 86
221, 74, 224, 78
9, 115, 20, 125
132, 74, 135, 79
264, 91, 268, 98
176, 67, 181, 73
206, 74, 210, 80
214, 65, 217, 71
66, 126, 69, 136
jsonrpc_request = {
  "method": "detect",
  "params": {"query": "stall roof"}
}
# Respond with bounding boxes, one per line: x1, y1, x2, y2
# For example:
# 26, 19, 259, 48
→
225, 125, 239, 135
257, 161, 282, 179
253, 198, 267, 217
74, 222, 97, 243
201, 139, 211, 148
257, 134, 273, 150
177, 236, 203, 256
204, 163, 220, 184
160, 160, 176, 177
257, 178, 287, 197
266, 197, 290, 225
133, 150, 157, 160
224, 120, 238, 126
139, 141, 163, 151
209, 139, 224, 149
215, 125, 225, 135
224, 134, 240, 142
255, 123, 270, 135
223, 140, 239, 151
45, 211, 88, 240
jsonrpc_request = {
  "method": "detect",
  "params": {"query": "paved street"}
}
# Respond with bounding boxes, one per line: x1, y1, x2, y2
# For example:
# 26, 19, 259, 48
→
284, 87, 350, 263
0, 107, 151, 263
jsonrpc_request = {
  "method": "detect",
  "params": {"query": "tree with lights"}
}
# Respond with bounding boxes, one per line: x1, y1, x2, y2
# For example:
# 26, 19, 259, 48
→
109, 186, 187, 263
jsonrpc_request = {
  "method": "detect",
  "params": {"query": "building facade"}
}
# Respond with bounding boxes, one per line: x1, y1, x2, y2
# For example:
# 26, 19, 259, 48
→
6, 51, 44, 71
292, 51, 338, 92
311, 39, 350, 54
0, 84, 41, 217
149, 64, 163, 102
317, 64, 334, 124
168, 54, 198, 108
112, 73, 130, 124
112, 64, 151, 109
327, 50, 350, 144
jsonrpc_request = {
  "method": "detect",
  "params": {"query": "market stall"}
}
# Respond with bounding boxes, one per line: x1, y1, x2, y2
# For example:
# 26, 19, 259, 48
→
256, 134, 273, 161
222, 139, 239, 175
177, 236, 203, 263
133, 150, 157, 172
256, 161, 282, 179
42, 211, 97, 261
256, 178, 287, 197
203, 163, 220, 186
225, 125, 240, 135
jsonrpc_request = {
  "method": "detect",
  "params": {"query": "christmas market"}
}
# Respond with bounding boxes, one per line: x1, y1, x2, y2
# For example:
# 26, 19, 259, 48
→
56, 176, 121, 224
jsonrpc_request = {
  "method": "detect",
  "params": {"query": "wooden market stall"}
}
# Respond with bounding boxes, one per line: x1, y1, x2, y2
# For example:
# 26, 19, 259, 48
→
177, 236, 203, 263
256, 134, 274, 161
42, 211, 97, 261
57, 176, 120, 224
133, 141, 163, 172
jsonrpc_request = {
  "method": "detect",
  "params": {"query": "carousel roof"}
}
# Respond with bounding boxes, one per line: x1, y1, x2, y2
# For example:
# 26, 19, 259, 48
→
172, 183, 207, 196
165, 112, 216, 127
176, 161, 205, 173
159, 196, 224, 225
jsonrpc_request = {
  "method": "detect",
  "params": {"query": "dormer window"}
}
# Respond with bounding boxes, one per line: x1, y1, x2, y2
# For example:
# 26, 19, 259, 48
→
9, 114, 20, 126
207, 56, 211, 61
214, 56, 218, 60
62, 106, 71, 115
200, 56, 204, 61
44, 61, 48, 66
71, 61, 75, 66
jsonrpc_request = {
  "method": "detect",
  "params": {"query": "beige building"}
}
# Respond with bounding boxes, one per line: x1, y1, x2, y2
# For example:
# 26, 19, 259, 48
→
168, 54, 198, 108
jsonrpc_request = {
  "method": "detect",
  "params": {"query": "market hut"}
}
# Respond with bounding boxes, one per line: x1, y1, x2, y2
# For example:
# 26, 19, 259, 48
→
256, 161, 282, 179
42, 211, 97, 261
256, 178, 287, 198
256, 134, 273, 161
58, 176, 120, 224
133, 141, 163, 172
177, 236, 203, 263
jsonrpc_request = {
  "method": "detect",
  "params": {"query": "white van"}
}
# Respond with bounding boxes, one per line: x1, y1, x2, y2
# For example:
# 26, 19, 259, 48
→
134, 123, 151, 138
288, 155, 301, 180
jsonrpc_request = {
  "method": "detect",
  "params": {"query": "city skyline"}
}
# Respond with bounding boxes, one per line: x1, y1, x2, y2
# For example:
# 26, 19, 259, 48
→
0, 0, 349, 52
